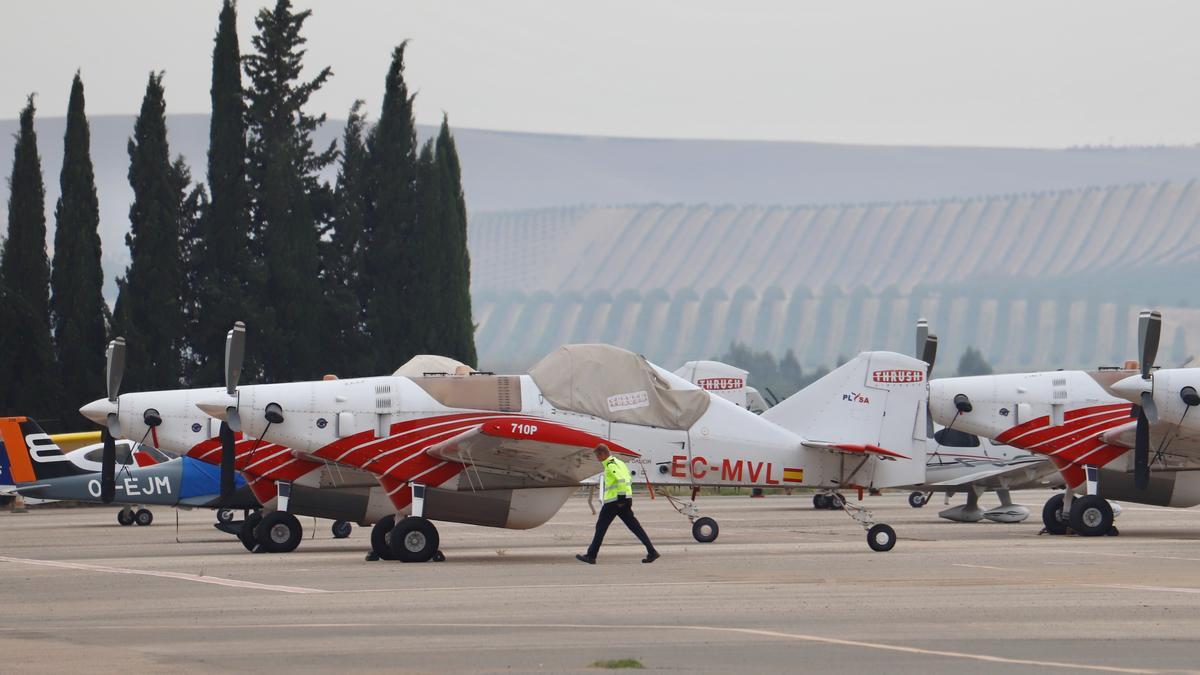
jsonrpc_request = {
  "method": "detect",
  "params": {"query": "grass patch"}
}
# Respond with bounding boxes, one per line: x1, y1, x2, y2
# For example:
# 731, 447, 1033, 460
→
591, 658, 644, 669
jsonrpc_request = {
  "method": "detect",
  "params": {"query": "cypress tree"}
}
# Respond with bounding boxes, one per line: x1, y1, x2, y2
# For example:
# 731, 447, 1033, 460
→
112, 72, 186, 391
433, 117, 477, 367
50, 73, 107, 428
319, 101, 371, 376
190, 0, 254, 385
0, 96, 57, 417
412, 139, 443, 355
243, 0, 336, 381
364, 43, 420, 373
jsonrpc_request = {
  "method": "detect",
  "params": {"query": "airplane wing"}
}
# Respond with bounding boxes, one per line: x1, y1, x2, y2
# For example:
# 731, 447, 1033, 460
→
802, 441, 909, 461
426, 420, 638, 485
1098, 421, 1200, 468
929, 457, 1059, 490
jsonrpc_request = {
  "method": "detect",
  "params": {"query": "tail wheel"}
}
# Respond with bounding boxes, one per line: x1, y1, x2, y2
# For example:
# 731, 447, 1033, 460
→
1069, 495, 1114, 537
216, 508, 236, 524
134, 509, 154, 526
908, 492, 927, 508
867, 524, 896, 552
254, 512, 303, 553
389, 516, 440, 562
370, 515, 396, 560
117, 509, 135, 526
331, 520, 353, 539
239, 510, 263, 551
1041, 494, 1069, 535
692, 516, 719, 543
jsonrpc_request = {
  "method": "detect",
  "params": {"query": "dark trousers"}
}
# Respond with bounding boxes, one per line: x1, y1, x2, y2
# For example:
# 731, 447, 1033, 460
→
586, 496, 655, 558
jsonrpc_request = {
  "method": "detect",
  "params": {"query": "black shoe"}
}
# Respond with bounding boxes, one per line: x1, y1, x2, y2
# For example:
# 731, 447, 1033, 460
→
642, 550, 660, 564
575, 554, 596, 565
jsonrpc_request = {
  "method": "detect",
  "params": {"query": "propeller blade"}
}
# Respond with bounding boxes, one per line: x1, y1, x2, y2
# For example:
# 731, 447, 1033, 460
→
225, 321, 246, 397
922, 334, 939, 375
219, 421, 236, 499
915, 318, 929, 360
106, 337, 126, 402
105, 410, 121, 440
100, 426, 116, 503
1138, 310, 1162, 380
1134, 404, 1150, 489
1141, 390, 1158, 425
226, 406, 242, 433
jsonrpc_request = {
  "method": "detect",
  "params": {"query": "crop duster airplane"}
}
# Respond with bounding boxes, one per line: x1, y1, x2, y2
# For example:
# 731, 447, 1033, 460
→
84, 323, 932, 561
928, 310, 1199, 537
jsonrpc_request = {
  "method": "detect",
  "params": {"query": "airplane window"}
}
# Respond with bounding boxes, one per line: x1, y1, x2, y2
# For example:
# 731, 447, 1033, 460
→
933, 428, 981, 447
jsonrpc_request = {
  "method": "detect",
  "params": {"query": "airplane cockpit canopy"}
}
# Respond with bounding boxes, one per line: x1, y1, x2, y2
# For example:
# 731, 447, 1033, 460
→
529, 344, 710, 430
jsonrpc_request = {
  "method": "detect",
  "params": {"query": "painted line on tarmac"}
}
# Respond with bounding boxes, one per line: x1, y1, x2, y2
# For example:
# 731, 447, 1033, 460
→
1046, 549, 1200, 563
1083, 583, 1200, 596
14, 620, 1158, 672
952, 563, 1023, 571
0, 555, 328, 594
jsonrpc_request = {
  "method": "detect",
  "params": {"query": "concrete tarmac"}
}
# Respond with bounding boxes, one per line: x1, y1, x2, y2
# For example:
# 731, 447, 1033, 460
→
2, 490, 1200, 674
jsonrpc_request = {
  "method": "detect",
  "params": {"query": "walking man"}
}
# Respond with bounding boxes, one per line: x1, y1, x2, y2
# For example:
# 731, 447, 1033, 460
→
577, 444, 659, 564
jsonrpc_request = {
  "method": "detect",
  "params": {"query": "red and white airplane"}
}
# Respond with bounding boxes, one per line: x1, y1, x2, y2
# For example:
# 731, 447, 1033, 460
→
928, 310, 1200, 537
84, 323, 933, 560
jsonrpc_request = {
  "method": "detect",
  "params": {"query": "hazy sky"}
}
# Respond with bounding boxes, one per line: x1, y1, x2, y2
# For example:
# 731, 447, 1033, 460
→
2, 0, 1198, 148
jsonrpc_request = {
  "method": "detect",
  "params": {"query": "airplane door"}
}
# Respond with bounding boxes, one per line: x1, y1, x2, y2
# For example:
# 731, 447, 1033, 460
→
608, 422, 690, 487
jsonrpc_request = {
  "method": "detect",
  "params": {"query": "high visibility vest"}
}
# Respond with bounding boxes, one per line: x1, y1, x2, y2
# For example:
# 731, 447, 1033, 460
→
602, 456, 633, 503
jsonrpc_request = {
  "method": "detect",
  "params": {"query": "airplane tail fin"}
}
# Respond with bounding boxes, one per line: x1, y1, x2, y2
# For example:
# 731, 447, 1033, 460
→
761, 352, 929, 488
0, 417, 94, 484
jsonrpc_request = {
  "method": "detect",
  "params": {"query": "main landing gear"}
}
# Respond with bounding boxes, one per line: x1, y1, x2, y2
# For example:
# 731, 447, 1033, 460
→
1041, 492, 1118, 537
908, 491, 930, 508
117, 506, 153, 526
813, 492, 846, 510
238, 511, 303, 553
366, 515, 446, 563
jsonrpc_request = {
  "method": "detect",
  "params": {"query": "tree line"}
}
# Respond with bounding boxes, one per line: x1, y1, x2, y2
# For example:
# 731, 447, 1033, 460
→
0, 0, 476, 431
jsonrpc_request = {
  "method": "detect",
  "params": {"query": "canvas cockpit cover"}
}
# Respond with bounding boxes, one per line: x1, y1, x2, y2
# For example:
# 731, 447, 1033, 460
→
394, 355, 474, 377
529, 344, 709, 430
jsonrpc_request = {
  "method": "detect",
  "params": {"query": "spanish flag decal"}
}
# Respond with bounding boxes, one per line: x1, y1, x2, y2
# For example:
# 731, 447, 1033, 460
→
782, 467, 804, 483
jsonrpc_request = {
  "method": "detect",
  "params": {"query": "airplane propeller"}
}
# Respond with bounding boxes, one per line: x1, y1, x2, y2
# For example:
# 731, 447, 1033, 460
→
916, 318, 939, 436
99, 337, 126, 504
219, 322, 246, 499
1133, 310, 1162, 489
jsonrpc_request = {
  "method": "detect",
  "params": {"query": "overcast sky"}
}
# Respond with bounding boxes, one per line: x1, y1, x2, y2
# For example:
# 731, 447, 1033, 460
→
2, 0, 1198, 148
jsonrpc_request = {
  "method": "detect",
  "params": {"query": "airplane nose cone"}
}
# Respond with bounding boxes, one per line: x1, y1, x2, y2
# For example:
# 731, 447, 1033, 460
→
195, 398, 230, 420
1110, 374, 1149, 404
80, 398, 115, 425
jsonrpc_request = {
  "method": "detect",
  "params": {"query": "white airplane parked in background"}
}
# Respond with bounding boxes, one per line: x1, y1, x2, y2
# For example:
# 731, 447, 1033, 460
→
85, 324, 933, 559
928, 310, 1198, 537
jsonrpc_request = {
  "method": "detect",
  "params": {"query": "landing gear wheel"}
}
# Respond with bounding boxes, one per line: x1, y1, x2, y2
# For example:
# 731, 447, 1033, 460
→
908, 491, 927, 508
389, 516, 440, 562
691, 516, 719, 543
217, 508, 235, 524
239, 511, 263, 552
813, 494, 828, 509
1069, 495, 1114, 537
331, 520, 352, 539
134, 509, 153, 526
117, 509, 134, 526
867, 523, 896, 552
1041, 494, 1069, 535
370, 515, 396, 561
828, 493, 846, 510
254, 512, 303, 553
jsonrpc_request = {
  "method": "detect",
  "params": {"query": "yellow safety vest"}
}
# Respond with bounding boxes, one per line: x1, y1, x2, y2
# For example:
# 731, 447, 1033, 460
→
602, 457, 633, 503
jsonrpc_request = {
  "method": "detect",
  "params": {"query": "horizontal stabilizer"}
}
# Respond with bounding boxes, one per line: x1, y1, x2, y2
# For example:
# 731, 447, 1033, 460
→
802, 441, 909, 461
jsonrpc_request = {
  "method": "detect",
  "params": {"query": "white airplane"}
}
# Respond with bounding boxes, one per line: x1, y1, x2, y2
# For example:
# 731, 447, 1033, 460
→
674, 361, 768, 413
901, 426, 1061, 523
84, 323, 933, 560
926, 310, 1200, 537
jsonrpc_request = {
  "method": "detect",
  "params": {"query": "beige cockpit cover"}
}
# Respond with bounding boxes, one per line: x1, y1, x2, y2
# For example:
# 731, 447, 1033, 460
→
394, 355, 475, 377
529, 344, 710, 430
